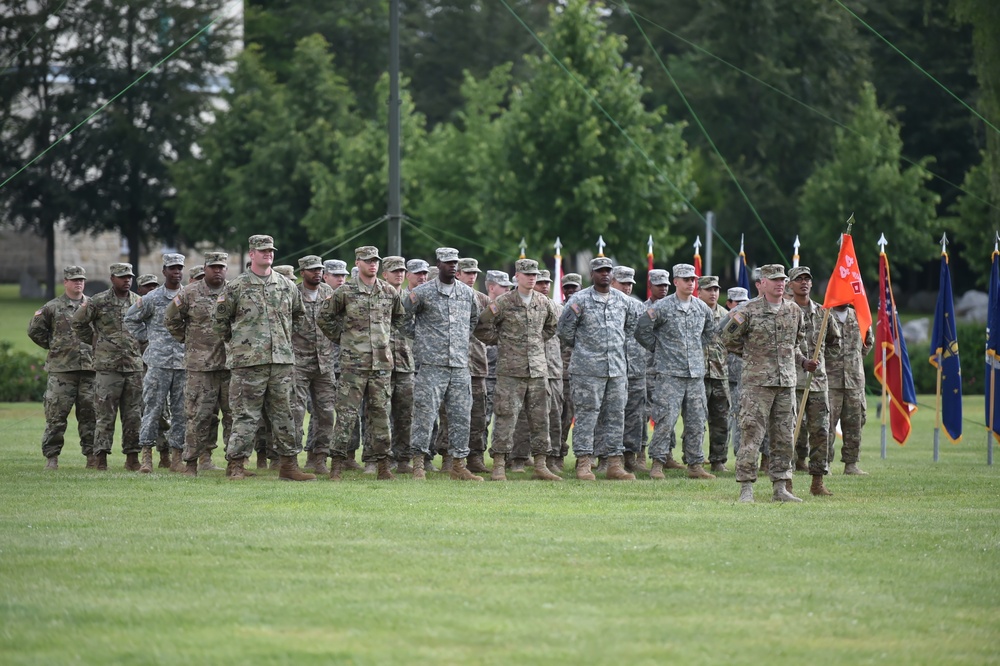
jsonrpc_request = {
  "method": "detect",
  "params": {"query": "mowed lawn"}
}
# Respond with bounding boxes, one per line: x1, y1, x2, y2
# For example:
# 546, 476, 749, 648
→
0, 394, 997, 665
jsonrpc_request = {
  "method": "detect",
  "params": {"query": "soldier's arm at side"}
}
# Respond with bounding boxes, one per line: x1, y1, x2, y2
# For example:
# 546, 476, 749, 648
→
290, 287, 305, 333
467, 290, 480, 336
794, 309, 817, 371
824, 308, 843, 359
212, 285, 236, 343
71, 301, 95, 346
719, 308, 747, 355
861, 325, 875, 356
317, 289, 345, 342
700, 305, 715, 348
557, 297, 581, 347
163, 295, 187, 343
541, 299, 558, 342
27, 306, 52, 350
633, 306, 658, 352
474, 301, 500, 346
124, 299, 150, 343
389, 292, 406, 337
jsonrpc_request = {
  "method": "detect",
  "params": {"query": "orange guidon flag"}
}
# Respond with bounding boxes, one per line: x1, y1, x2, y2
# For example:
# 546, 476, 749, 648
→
822, 233, 872, 339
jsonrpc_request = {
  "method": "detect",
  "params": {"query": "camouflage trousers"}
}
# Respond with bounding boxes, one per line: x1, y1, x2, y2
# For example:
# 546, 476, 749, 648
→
484, 376, 496, 451
728, 380, 741, 456
329, 368, 391, 461
411, 365, 472, 459
140, 367, 186, 451
570, 375, 626, 458
705, 377, 731, 464
559, 375, 574, 458
649, 375, 706, 465
182, 370, 231, 463
293, 367, 336, 457
227, 364, 300, 460
41, 370, 96, 459
513, 377, 563, 459
93, 370, 142, 455
829, 387, 867, 464
735, 385, 795, 483
493, 376, 550, 457
621, 376, 647, 455
645, 374, 675, 453
436, 375, 486, 456
794, 388, 831, 475
390, 371, 414, 462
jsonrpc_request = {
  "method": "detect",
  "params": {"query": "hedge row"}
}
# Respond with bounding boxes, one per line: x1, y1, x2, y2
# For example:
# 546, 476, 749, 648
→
0, 342, 47, 402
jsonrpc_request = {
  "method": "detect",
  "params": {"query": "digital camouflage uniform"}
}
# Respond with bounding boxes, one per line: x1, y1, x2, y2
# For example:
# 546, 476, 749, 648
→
793, 297, 842, 475
827, 307, 874, 464
704, 301, 731, 464
164, 275, 232, 463
71, 284, 142, 455
727, 349, 744, 455
28, 289, 96, 460
621, 297, 648, 457
292, 277, 336, 457
390, 285, 416, 464
436, 289, 490, 458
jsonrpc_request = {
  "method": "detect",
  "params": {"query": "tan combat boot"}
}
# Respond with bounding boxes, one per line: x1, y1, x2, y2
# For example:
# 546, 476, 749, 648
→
575, 455, 596, 481
85, 454, 97, 469
638, 447, 648, 469
184, 460, 198, 477
710, 462, 729, 473
546, 455, 561, 475
440, 454, 453, 473
395, 458, 414, 474
649, 460, 665, 480
605, 455, 636, 481
795, 459, 809, 473
466, 452, 490, 474
772, 479, 803, 502
450, 458, 484, 481
593, 457, 608, 474
533, 454, 562, 481
411, 456, 426, 480
313, 455, 329, 476
810, 474, 833, 496
124, 452, 140, 472
158, 449, 170, 468
303, 451, 318, 471
376, 458, 396, 481
664, 454, 685, 470
96, 451, 108, 470
279, 455, 316, 481
198, 452, 222, 471
687, 463, 716, 480
844, 462, 868, 476
510, 458, 528, 473
624, 451, 640, 474
169, 449, 185, 473
139, 446, 153, 474
44, 457, 58, 470
328, 457, 344, 482
344, 457, 364, 471
227, 457, 247, 480
363, 461, 377, 475
256, 451, 268, 469
554, 456, 565, 473
738, 482, 754, 503
270, 457, 281, 470
491, 454, 507, 481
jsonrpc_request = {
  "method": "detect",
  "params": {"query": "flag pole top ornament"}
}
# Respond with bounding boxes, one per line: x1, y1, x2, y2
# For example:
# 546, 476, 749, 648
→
554, 237, 562, 254
994, 231, 999, 253
939, 232, 948, 255
647, 235, 654, 255
793, 235, 800, 252
739, 234, 745, 254
519, 237, 527, 259
693, 235, 701, 252
878, 233, 888, 252
845, 212, 855, 235
596, 235, 606, 257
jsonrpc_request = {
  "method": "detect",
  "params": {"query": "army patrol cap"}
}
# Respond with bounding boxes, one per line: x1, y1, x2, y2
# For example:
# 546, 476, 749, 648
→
515, 258, 540, 275
383, 256, 406, 272
751, 267, 762, 282
351, 267, 360, 279
562, 273, 583, 287
612, 266, 636, 284
273, 265, 296, 279
673, 263, 697, 279
537, 270, 552, 283
590, 257, 613, 271
788, 266, 813, 281
427, 266, 439, 281
204, 252, 228, 267
63, 266, 86, 280
436, 247, 460, 263
298, 255, 324, 271
162, 253, 185, 267
698, 275, 720, 289
324, 259, 349, 275
355, 246, 381, 261
458, 258, 481, 273
486, 270, 513, 287
110, 262, 135, 278
137, 273, 159, 287
761, 264, 788, 280
406, 259, 430, 274
648, 269, 670, 286
248, 234, 276, 251
727, 287, 749, 302
188, 265, 205, 280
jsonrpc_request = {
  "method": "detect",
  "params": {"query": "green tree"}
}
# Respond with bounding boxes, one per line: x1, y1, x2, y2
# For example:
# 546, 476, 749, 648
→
798, 83, 939, 279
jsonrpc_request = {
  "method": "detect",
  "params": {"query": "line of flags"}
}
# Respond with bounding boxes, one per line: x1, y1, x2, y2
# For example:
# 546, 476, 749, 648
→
929, 236, 962, 443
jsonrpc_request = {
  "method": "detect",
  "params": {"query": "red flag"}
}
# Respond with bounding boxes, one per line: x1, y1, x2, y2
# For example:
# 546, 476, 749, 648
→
873, 252, 917, 444
693, 251, 702, 297
822, 234, 872, 338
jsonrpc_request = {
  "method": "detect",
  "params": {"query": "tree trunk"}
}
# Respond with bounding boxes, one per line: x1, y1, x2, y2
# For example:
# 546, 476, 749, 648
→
45, 216, 56, 300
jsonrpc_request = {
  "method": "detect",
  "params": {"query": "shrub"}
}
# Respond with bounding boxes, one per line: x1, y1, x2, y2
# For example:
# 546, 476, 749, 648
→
0, 342, 47, 402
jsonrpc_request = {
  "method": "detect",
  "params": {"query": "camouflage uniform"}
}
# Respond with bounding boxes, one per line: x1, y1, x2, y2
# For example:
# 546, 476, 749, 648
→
213, 260, 305, 460
28, 277, 96, 460
827, 307, 874, 464
513, 302, 564, 458
559, 340, 573, 458
793, 296, 842, 475
727, 350, 744, 455
292, 260, 336, 458
475, 282, 559, 458
390, 283, 416, 464
720, 288, 809, 483
703, 301, 731, 464
71, 271, 142, 455
635, 293, 715, 466
438, 288, 490, 457
621, 297, 648, 457
164, 269, 233, 463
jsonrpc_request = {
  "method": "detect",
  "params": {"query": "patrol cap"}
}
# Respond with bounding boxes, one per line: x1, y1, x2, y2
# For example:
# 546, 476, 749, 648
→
427, 267, 439, 281
383, 256, 406, 272
63, 266, 86, 280
562, 273, 583, 287
204, 252, 229, 267
351, 267, 360, 279
515, 258, 540, 275
788, 266, 813, 281
435, 247, 460, 263
188, 265, 205, 280
162, 253, 185, 267
248, 234, 276, 251
761, 264, 788, 280
536, 270, 552, 283
298, 255, 324, 271
648, 269, 670, 286
486, 270, 513, 287
355, 246, 381, 261
324, 259, 349, 275
751, 267, 762, 282
727, 287, 749, 302
673, 263, 697, 279
137, 273, 159, 287
458, 258, 481, 273
110, 262, 135, 278
612, 266, 636, 284
273, 265, 296, 279
698, 275, 720, 289
406, 259, 429, 274
590, 257, 613, 271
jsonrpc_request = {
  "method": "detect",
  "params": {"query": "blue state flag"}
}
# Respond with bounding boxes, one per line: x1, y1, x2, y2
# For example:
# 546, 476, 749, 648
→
986, 249, 1000, 442
930, 252, 962, 441
737, 252, 750, 293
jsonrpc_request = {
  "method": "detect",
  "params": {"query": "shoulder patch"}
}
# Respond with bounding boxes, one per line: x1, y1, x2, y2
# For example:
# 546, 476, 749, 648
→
173, 296, 182, 307
646, 308, 656, 320
570, 303, 581, 315
489, 302, 499, 314
216, 293, 226, 303
732, 312, 744, 324
135, 297, 142, 308
409, 291, 418, 303
34, 308, 43, 316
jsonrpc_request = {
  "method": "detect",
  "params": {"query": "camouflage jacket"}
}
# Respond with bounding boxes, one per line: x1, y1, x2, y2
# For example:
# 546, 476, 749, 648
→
468, 290, 491, 377
474, 288, 558, 379
394, 286, 416, 374
318, 277, 403, 372
293, 282, 336, 374
163, 279, 228, 371
623, 297, 647, 379
557, 287, 637, 378
827, 306, 874, 391
403, 279, 480, 368
727, 353, 743, 385
125, 285, 186, 370
643, 297, 659, 378
71, 289, 142, 373
635, 294, 714, 379
213, 270, 304, 369
704, 303, 729, 381
794, 298, 842, 391
720, 296, 808, 388
487, 344, 499, 379
28, 294, 93, 372
560, 341, 572, 380
546, 303, 564, 380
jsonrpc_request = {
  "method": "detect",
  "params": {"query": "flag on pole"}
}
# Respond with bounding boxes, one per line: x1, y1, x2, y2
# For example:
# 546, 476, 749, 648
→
646, 235, 654, 301
553, 237, 564, 305
736, 234, 750, 293
929, 242, 962, 442
822, 233, 872, 338
874, 249, 917, 444
693, 236, 702, 296
986, 238, 1000, 444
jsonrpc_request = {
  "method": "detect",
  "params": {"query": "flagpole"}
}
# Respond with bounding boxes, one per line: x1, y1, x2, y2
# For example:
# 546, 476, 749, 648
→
990, 364, 996, 466
793, 308, 831, 444
934, 352, 942, 463
881, 341, 888, 460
